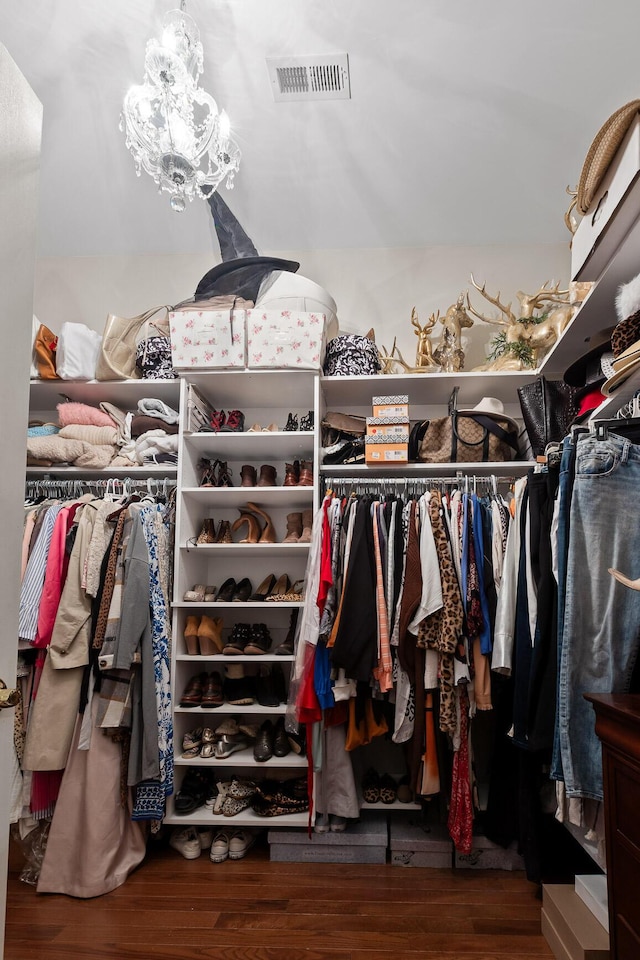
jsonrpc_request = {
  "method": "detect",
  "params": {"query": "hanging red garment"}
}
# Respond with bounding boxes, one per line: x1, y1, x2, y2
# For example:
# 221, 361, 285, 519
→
448, 685, 473, 855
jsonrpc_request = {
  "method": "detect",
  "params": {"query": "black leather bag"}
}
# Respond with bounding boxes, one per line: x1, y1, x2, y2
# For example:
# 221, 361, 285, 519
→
517, 376, 577, 457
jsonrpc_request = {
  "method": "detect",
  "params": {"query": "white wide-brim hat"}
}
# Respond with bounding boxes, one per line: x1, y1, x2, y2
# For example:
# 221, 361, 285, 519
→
457, 396, 520, 434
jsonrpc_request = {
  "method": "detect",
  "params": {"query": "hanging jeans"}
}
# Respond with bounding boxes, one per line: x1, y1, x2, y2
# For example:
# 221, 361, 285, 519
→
551, 433, 578, 780
558, 432, 640, 800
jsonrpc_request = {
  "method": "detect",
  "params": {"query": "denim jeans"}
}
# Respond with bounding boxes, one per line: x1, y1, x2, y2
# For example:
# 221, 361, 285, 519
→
551, 434, 577, 780
558, 432, 640, 800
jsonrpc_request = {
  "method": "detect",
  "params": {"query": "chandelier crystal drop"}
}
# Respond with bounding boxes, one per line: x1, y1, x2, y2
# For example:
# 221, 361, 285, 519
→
121, 2, 241, 212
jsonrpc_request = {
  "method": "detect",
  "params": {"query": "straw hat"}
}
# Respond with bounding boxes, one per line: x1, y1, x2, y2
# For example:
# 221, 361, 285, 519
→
576, 100, 640, 215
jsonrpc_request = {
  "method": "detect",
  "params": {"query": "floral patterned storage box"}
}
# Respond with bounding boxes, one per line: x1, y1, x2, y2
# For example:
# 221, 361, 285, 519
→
169, 308, 246, 369
246, 310, 327, 370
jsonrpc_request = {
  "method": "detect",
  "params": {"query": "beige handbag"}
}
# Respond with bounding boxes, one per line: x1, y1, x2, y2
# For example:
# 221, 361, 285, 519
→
95, 306, 170, 381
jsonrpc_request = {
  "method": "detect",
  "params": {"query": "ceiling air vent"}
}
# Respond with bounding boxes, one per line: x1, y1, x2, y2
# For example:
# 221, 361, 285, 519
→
267, 54, 350, 102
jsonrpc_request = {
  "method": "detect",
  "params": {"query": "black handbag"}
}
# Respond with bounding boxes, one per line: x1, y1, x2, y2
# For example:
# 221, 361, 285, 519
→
517, 376, 577, 457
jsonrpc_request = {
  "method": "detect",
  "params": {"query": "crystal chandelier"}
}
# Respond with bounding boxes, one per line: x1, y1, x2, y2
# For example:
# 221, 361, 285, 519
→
121, 1, 241, 212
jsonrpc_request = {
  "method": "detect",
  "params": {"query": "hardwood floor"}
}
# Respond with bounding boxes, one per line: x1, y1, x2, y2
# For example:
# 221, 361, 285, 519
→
5, 835, 554, 960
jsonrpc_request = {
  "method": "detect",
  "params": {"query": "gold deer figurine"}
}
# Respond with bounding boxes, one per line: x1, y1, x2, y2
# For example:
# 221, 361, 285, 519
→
379, 307, 439, 374
433, 293, 474, 372
466, 275, 574, 371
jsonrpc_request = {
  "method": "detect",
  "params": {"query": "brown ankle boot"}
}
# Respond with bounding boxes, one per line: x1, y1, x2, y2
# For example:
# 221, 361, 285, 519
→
215, 520, 232, 543
245, 501, 276, 543
282, 512, 303, 543
240, 464, 257, 487
197, 518, 217, 544
257, 464, 277, 486
184, 615, 201, 656
198, 615, 224, 655
298, 460, 314, 486
232, 510, 261, 543
283, 462, 300, 486
298, 509, 313, 543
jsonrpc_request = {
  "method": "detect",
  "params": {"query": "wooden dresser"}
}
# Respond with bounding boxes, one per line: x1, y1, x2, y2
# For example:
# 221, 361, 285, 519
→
586, 694, 640, 960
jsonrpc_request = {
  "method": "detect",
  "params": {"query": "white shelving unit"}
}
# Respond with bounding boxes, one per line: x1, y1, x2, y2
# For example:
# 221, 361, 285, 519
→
167, 371, 318, 829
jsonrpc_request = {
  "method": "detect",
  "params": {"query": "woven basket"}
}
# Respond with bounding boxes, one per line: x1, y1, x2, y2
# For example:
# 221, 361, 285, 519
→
576, 100, 640, 214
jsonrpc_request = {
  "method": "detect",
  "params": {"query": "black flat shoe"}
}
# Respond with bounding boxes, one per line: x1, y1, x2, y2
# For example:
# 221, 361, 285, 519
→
215, 578, 236, 602
232, 577, 253, 602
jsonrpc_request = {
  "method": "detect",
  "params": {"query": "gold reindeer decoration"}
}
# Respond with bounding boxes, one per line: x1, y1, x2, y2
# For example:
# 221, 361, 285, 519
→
466, 275, 573, 371
433, 293, 474, 372
379, 307, 439, 374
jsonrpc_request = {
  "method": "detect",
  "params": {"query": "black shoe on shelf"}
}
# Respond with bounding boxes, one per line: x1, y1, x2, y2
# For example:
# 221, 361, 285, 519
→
255, 666, 280, 707
253, 720, 274, 762
232, 578, 253, 602
272, 717, 291, 758
215, 578, 236, 602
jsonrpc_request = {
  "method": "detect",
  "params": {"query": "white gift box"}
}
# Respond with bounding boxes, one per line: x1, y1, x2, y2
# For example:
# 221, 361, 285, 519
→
246, 310, 326, 370
169, 308, 246, 369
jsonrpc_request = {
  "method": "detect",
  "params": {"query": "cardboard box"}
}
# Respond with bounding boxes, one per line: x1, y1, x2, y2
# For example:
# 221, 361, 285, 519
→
268, 813, 388, 864
246, 309, 326, 370
365, 434, 409, 463
366, 416, 410, 438
389, 817, 453, 868
542, 884, 609, 960
454, 835, 525, 870
372, 395, 409, 418
170, 308, 246, 369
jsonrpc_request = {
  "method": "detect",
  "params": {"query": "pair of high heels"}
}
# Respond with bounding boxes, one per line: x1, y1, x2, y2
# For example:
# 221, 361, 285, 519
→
193, 519, 232, 545
283, 411, 314, 432
184, 615, 224, 655
198, 458, 233, 488
232, 502, 275, 544
248, 573, 296, 602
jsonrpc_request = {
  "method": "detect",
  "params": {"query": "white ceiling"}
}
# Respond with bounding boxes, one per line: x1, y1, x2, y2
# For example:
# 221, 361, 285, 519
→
1, 0, 638, 259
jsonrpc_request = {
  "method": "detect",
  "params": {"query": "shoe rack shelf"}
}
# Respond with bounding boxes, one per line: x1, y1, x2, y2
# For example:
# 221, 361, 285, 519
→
179, 544, 310, 558
174, 751, 307, 769
183, 431, 315, 458
176, 654, 295, 664
165, 800, 308, 829
171, 372, 318, 834
175, 704, 289, 715
182, 486, 313, 508
173, 601, 304, 610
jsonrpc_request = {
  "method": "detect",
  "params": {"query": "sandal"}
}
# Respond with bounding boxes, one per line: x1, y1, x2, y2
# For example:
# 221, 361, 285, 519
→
362, 768, 380, 803
183, 584, 206, 602
378, 773, 397, 804
181, 727, 203, 758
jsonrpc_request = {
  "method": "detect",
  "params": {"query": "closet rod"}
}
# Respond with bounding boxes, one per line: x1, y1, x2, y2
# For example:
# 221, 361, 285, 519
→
323, 474, 514, 495
25, 477, 177, 498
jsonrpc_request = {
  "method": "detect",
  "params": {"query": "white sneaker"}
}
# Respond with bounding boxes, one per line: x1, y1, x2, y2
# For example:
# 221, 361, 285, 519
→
169, 827, 201, 860
198, 827, 214, 850
228, 828, 257, 860
210, 829, 230, 863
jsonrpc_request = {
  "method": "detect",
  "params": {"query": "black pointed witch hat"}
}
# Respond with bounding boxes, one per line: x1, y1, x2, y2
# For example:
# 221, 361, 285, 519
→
195, 192, 299, 301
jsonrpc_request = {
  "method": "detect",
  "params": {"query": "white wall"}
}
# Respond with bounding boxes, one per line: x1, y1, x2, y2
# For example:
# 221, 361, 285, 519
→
34, 240, 570, 371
